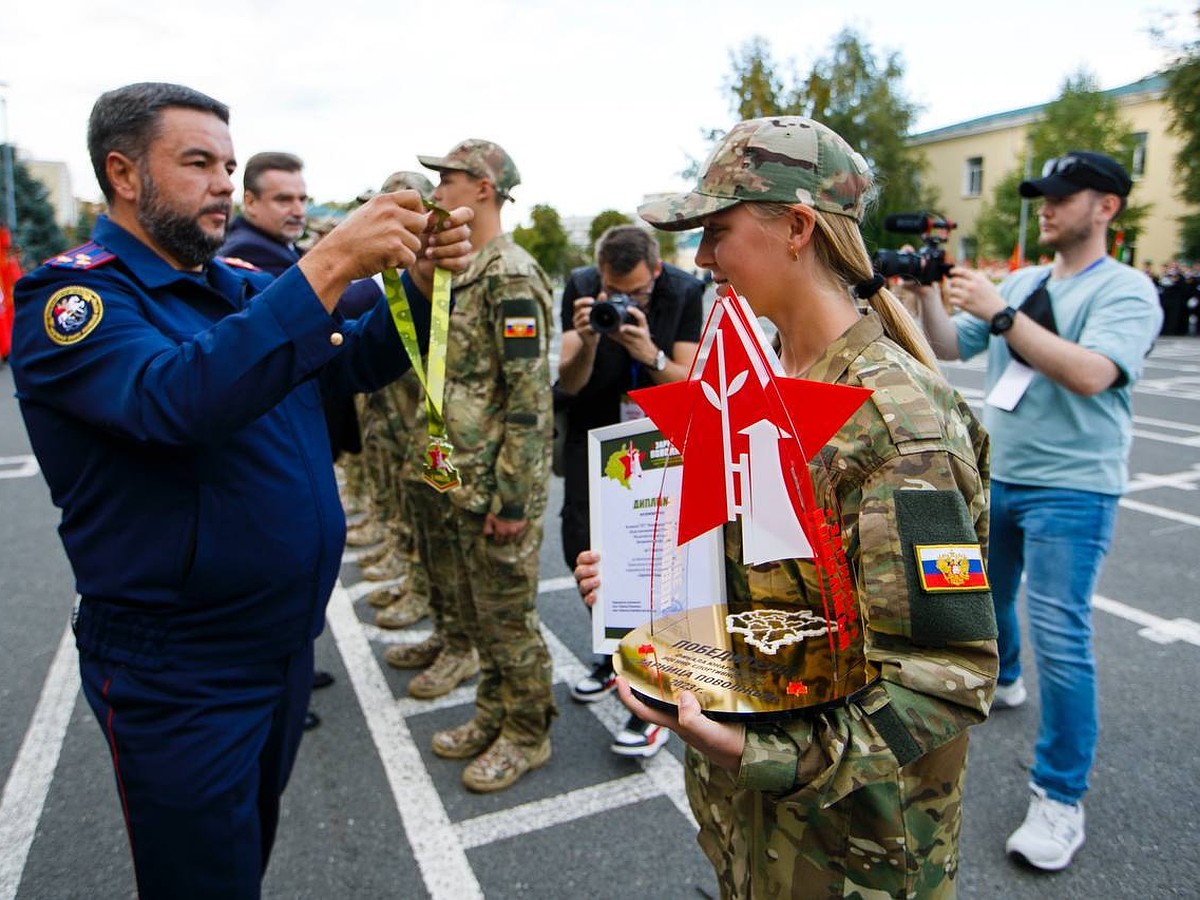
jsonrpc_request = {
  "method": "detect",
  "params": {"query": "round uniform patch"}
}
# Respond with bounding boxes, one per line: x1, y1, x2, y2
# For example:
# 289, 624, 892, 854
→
44, 286, 103, 345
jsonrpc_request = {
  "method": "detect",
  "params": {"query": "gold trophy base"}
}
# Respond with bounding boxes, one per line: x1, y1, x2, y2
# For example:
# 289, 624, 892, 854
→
613, 603, 876, 723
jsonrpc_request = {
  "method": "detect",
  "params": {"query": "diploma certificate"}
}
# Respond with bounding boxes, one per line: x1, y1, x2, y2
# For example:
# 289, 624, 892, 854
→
587, 418, 725, 655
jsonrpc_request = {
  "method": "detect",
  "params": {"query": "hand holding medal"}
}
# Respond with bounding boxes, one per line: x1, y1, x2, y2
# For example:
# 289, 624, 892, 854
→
382, 199, 467, 493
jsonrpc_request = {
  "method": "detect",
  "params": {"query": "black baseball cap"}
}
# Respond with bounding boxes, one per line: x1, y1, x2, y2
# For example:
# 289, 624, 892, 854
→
1019, 151, 1132, 199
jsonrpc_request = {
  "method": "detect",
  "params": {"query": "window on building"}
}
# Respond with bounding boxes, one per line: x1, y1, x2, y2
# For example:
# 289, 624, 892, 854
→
959, 236, 978, 264
963, 157, 984, 197
1132, 132, 1148, 180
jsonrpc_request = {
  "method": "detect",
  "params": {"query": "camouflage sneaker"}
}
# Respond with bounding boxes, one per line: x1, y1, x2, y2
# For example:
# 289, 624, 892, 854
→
384, 633, 445, 670
461, 736, 551, 793
345, 519, 385, 547
431, 719, 498, 760
408, 648, 479, 699
366, 583, 404, 609
375, 592, 429, 629
355, 542, 392, 570
361, 554, 406, 582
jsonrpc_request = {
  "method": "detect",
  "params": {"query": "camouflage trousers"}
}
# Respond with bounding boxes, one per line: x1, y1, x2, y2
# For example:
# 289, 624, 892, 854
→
685, 733, 967, 899
405, 489, 556, 745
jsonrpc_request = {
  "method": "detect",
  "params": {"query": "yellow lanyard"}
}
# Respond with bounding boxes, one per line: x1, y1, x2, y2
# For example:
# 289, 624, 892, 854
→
381, 266, 452, 433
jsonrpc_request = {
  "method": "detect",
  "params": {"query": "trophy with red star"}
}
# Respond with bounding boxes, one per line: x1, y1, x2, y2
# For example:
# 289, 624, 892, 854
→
613, 288, 876, 721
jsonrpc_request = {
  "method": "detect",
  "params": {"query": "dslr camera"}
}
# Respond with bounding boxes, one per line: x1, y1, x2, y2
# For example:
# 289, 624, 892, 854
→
589, 293, 635, 334
872, 212, 956, 286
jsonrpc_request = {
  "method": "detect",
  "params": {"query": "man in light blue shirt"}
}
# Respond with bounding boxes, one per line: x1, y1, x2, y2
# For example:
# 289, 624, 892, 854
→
919, 151, 1161, 873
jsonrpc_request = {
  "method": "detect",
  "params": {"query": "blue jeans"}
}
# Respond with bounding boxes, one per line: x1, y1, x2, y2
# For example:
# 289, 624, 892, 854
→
989, 480, 1118, 804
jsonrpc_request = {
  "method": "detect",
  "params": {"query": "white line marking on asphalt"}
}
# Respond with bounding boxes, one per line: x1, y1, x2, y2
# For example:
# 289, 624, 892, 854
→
326, 581, 483, 900
0, 455, 39, 480
361, 622, 433, 645
0, 622, 79, 900
357, 572, 698, 832
1118, 497, 1200, 528
1126, 464, 1200, 493
1093, 594, 1200, 647
537, 624, 697, 828
455, 773, 661, 849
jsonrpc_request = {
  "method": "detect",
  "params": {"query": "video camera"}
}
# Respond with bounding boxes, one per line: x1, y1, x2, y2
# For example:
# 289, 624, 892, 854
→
589, 293, 635, 334
872, 212, 956, 286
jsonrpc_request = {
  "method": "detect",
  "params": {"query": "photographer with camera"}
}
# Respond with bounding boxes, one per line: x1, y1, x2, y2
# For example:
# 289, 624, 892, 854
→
557, 224, 703, 756
915, 151, 1161, 872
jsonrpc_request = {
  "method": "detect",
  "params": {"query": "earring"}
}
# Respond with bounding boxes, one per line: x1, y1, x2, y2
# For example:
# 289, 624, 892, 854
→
788, 244, 800, 262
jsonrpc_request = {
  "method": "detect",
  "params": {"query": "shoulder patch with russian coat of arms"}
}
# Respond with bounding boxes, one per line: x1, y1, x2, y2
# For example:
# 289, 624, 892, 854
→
44, 286, 104, 346
913, 543, 990, 592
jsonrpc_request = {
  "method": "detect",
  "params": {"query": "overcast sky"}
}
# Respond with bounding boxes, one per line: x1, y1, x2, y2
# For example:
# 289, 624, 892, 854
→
1, 0, 1194, 226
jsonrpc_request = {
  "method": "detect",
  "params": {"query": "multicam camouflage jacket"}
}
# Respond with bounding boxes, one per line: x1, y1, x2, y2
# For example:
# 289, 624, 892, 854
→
696, 313, 998, 899
409, 235, 553, 520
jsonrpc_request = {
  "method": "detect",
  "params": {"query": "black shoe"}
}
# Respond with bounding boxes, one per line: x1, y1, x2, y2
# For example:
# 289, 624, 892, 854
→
312, 670, 335, 690
304, 710, 321, 730
570, 658, 616, 703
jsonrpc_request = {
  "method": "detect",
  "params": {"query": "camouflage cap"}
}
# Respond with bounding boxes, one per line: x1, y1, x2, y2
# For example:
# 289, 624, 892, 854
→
356, 170, 435, 203
305, 214, 340, 235
418, 139, 520, 201
639, 117, 873, 232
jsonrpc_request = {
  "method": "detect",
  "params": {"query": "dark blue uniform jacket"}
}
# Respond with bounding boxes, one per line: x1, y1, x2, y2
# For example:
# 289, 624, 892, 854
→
218, 215, 299, 277
11, 216, 426, 667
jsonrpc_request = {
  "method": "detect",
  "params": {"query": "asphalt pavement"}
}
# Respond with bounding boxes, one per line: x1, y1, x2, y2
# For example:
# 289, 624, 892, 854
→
2, 334, 1199, 899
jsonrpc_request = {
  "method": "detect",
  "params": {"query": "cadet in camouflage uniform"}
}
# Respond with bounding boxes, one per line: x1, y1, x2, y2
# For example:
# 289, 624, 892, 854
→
352, 172, 436, 629
398, 139, 556, 793
578, 117, 999, 897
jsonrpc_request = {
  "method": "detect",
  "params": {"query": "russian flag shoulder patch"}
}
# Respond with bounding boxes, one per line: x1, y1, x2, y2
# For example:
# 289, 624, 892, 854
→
504, 316, 537, 338
914, 543, 990, 592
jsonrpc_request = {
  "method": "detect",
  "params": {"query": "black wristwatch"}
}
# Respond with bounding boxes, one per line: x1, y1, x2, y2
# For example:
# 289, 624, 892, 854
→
989, 306, 1017, 335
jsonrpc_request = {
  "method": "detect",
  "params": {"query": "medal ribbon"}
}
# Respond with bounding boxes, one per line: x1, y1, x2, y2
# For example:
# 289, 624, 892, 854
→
381, 266, 452, 433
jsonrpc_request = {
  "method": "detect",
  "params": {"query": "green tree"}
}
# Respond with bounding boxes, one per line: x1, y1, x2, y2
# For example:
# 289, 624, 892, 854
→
588, 209, 632, 249
3, 146, 68, 269
725, 36, 787, 121
71, 205, 100, 244
512, 204, 573, 279
716, 30, 934, 250
973, 71, 1148, 260
655, 229, 677, 264
1162, 7, 1200, 259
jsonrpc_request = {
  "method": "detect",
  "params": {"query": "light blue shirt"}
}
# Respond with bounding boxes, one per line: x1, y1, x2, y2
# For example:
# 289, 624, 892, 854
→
955, 257, 1161, 495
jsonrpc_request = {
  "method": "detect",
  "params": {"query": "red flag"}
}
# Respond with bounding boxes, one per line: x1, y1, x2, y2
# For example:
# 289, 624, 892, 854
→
0, 226, 19, 360
1110, 229, 1125, 259
1008, 243, 1022, 272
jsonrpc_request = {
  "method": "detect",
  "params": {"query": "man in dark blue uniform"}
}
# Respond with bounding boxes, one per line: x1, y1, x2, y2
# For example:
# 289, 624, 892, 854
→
219, 151, 309, 275
9, 82, 473, 900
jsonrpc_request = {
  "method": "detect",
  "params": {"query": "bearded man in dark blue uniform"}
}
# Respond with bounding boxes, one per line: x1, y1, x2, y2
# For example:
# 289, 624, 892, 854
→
8, 82, 474, 900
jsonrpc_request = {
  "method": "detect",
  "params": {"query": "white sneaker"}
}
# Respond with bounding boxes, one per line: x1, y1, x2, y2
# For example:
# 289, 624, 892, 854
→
1006, 783, 1085, 871
993, 676, 1028, 709
611, 714, 670, 757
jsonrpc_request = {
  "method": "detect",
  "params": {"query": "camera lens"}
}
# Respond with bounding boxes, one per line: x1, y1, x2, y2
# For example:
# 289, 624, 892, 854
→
588, 294, 633, 334
589, 301, 622, 334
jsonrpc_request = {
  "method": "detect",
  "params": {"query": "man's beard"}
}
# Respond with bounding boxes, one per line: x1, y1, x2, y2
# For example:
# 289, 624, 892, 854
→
137, 173, 230, 268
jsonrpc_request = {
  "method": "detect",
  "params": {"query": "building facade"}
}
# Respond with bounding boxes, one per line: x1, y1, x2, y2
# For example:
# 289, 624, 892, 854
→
909, 75, 1192, 268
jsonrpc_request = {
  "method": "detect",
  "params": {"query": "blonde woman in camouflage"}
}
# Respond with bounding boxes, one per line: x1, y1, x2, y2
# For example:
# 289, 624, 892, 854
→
575, 117, 999, 898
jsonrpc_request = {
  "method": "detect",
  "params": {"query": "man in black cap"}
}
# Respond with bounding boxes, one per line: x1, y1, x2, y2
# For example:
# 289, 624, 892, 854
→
918, 150, 1161, 872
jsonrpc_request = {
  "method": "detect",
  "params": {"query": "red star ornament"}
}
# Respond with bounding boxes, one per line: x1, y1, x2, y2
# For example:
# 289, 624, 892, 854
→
631, 289, 872, 553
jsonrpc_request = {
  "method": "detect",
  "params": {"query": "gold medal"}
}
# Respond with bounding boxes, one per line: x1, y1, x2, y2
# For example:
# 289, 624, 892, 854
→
422, 435, 461, 492
382, 265, 461, 493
